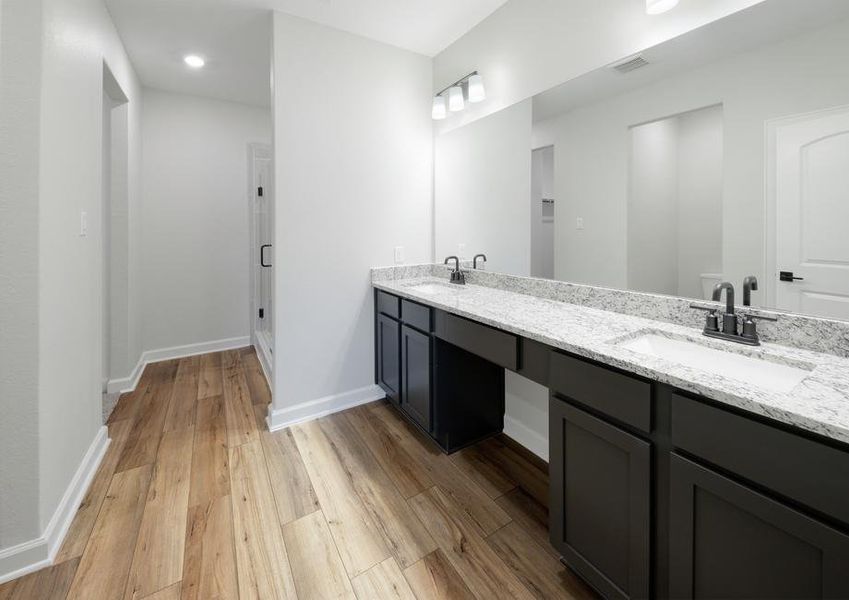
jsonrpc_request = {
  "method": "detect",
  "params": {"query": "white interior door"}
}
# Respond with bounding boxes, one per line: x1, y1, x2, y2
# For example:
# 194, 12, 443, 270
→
773, 106, 849, 319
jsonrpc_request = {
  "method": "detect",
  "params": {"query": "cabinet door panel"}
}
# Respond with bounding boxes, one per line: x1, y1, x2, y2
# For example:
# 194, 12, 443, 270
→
377, 314, 400, 404
669, 453, 849, 599
401, 325, 432, 433
549, 397, 651, 600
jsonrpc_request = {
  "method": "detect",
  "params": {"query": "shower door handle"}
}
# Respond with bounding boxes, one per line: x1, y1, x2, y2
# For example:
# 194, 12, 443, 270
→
260, 244, 272, 267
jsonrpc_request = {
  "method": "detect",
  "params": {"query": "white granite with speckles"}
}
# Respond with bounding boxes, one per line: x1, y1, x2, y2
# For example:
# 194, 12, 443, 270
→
373, 264, 849, 358
372, 270, 849, 445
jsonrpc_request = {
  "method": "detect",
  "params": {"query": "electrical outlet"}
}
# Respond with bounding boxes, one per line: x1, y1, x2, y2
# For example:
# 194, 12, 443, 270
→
80, 211, 88, 237
394, 246, 405, 264
576, 217, 584, 230
458, 243, 467, 258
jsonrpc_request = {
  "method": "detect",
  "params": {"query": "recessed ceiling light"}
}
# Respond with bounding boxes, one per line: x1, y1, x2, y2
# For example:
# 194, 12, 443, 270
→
184, 54, 205, 68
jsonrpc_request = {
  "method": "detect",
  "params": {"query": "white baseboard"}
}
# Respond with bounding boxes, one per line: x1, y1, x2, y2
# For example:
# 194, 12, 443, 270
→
142, 336, 250, 365
267, 384, 385, 432
251, 332, 273, 392
106, 336, 251, 394
503, 415, 548, 462
0, 426, 110, 585
106, 354, 145, 394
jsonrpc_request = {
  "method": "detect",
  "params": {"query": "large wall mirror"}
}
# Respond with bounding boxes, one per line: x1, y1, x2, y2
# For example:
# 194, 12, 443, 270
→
434, 0, 849, 322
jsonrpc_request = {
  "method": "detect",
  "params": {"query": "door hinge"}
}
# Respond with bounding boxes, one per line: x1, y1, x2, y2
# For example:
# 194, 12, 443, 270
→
257, 186, 263, 197
258, 308, 264, 319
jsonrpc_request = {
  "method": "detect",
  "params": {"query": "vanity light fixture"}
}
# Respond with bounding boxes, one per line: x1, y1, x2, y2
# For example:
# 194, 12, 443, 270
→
183, 54, 205, 68
431, 71, 485, 119
432, 95, 447, 120
467, 73, 486, 103
447, 86, 465, 112
646, 0, 679, 15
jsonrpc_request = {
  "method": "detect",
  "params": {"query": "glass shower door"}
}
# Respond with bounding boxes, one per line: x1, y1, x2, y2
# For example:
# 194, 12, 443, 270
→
253, 148, 273, 360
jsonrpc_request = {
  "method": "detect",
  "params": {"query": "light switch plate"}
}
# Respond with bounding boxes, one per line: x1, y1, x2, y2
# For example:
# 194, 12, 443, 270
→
394, 246, 404, 264
576, 217, 584, 230
80, 211, 88, 237
458, 243, 467, 258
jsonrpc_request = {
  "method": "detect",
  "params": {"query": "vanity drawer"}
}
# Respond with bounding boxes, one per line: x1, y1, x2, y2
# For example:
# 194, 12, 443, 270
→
549, 351, 651, 433
401, 298, 432, 332
435, 312, 517, 370
671, 393, 849, 525
376, 290, 400, 319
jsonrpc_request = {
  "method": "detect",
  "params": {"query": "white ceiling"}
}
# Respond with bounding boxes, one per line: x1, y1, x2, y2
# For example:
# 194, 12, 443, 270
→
106, 0, 509, 107
255, 0, 509, 56
533, 0, 849, 122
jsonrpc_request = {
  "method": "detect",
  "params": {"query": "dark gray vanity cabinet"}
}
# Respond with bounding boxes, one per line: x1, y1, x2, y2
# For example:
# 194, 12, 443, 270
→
374, 290, 504, 452
375, 287, 849, 598
667, 393, 849, 599
547, 348, 849, 600
549, 353, 652, 600
668, 453, 849, 599
400, 324, 431, 432
376, 313, 400, 405
372, 286, 849, 598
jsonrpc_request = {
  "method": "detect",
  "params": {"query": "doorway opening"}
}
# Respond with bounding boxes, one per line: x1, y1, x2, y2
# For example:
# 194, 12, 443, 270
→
101, 63, 130, 420
531, 145, 555, 279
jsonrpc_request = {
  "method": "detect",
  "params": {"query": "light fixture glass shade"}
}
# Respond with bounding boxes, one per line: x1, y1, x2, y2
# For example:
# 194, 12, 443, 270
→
432, 95, 447, 120
646, 0, 678, 15
448, 86, 465, 112
467, 74, 486, 103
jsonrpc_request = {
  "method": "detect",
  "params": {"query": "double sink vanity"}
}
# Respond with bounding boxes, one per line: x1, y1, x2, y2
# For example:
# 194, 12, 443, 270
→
371, 265, 849, 600
388, 3, 849, 597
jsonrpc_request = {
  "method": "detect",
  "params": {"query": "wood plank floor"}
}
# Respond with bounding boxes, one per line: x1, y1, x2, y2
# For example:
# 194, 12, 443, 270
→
0, 348, 596, 600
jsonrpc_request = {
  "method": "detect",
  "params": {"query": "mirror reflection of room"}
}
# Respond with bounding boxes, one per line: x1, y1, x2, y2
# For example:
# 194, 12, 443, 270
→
435, 1, 849, 321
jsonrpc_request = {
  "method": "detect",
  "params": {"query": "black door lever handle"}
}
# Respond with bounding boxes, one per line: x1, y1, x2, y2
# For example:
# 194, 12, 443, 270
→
779, 271, 803, 282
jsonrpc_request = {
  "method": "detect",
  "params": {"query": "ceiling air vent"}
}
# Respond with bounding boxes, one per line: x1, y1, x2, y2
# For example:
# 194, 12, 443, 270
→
610, 54, 649, 74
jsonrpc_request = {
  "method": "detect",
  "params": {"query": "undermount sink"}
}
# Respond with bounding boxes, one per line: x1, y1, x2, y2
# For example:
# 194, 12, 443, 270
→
617, 332, 812, 393
403, 282, 464, 295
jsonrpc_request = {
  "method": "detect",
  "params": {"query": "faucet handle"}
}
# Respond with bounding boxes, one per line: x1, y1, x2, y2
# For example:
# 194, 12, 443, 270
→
705, 310, 719, 333
740, 314, 759, 342
742, 311, 778, 322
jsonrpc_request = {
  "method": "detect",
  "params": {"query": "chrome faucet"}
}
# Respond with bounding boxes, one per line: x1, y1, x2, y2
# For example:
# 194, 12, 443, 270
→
444, 256, 465, 284
473, 254, 487, 269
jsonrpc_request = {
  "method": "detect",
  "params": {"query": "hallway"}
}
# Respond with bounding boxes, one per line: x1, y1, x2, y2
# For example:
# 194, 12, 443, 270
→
0, 349, 593, 600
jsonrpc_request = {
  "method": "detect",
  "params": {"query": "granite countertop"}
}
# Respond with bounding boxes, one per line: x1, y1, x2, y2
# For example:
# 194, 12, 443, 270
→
373, 276, 849, 445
